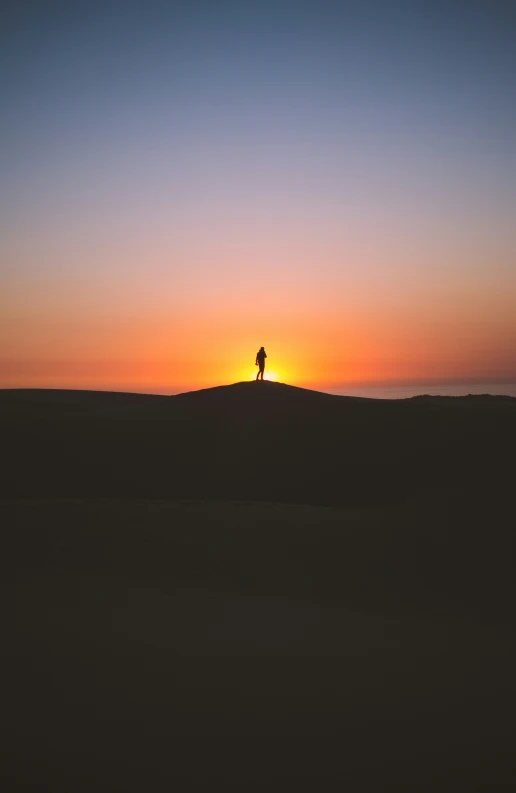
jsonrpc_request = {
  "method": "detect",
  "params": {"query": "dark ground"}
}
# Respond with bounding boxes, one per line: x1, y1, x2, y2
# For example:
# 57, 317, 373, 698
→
3, 383, 516, 790
2, 381, 516, 505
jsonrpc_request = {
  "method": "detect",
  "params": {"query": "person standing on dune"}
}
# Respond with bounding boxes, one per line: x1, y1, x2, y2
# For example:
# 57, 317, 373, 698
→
255, 346, 267, 380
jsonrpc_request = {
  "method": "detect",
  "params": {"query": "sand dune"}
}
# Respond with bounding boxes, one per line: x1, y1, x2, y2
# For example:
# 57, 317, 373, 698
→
2, 382, 515, 505
4, 498, 515, 790
4, 384, 516, 789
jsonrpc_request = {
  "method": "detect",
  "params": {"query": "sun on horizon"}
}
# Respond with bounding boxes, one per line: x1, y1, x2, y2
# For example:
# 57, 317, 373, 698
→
245, 369, 280, 382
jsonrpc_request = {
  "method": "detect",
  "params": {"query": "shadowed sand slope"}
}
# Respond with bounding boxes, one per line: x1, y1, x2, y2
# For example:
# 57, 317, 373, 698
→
4, 498, 516, 790
176, 379, 346, 403
4, 386, 516, 789
2, 382, 515, 505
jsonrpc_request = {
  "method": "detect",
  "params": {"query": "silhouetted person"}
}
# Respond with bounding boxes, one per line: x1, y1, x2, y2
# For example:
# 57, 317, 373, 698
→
255, 346, 267, 380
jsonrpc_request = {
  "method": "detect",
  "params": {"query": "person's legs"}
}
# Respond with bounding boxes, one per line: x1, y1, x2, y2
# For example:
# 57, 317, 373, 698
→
259, 368, 264, 380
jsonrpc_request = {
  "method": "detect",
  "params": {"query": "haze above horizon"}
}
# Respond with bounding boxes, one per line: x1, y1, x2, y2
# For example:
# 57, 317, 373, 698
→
2, 0, 515, 392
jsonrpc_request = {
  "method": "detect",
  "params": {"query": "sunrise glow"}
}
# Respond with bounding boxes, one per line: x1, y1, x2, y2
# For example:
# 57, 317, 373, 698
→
1, 2, 515, 394
244, 369, 280, 383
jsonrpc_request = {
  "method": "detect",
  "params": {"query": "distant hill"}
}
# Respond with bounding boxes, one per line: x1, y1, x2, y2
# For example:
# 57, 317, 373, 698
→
2, 382, 515, 506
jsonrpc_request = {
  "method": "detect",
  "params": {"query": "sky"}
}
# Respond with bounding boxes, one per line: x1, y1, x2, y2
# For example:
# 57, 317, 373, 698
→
1, 0, 515, 392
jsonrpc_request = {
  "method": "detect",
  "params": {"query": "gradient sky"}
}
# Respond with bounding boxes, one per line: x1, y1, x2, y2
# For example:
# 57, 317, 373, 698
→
2, 0, 515, 392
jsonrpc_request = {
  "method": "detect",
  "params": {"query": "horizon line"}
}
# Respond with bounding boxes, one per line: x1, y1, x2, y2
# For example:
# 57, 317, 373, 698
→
2, 378, 516, 399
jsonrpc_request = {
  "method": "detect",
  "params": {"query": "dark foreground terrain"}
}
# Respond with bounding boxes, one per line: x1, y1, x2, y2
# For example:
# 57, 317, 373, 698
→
2, 381, 516, 505
3, 384, 516, 789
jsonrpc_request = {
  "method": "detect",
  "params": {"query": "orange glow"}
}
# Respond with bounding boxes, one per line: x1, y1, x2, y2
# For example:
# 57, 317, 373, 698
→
2, 295, 515, 393
2, 237, 515, 393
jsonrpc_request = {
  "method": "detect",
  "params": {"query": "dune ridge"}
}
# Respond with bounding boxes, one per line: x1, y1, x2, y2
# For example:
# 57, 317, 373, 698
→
2, 382, 515, 506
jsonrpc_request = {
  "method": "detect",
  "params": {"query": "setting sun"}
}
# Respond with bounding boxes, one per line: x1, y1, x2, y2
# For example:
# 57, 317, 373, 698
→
245, 369, 280, 382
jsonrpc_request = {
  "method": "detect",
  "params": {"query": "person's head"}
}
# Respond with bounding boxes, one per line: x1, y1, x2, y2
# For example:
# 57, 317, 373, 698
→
260, 346, 264, 350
